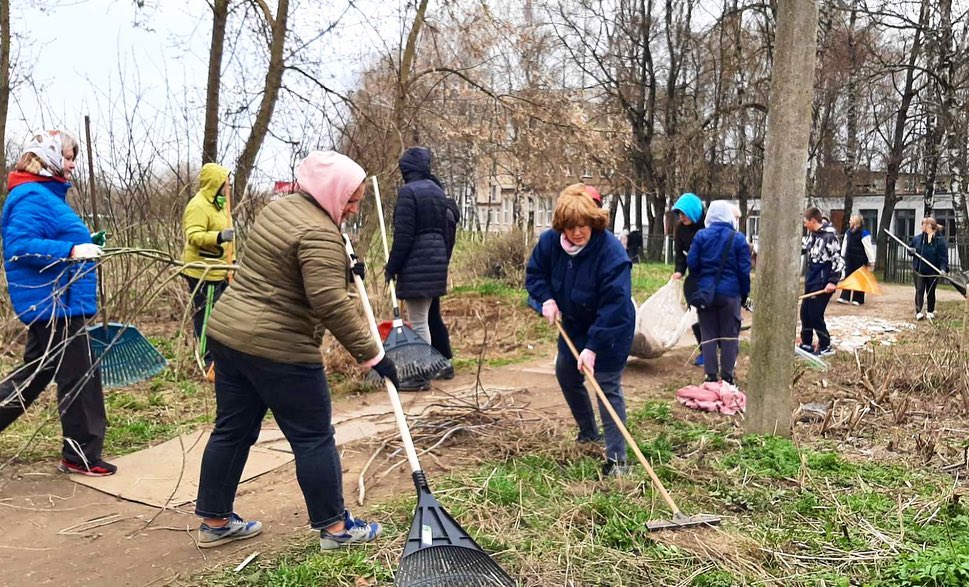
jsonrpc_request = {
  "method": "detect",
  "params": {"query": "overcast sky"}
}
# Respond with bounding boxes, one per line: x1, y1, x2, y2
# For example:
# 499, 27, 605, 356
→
9, 0, 404, 186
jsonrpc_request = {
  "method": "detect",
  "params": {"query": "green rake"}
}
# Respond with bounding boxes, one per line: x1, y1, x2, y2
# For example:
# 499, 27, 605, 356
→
83, 115, 167, 388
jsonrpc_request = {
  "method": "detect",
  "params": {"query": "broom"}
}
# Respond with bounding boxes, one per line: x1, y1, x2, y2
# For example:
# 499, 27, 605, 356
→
345, 236, 516, 587
82, 115, 168, 388
367, 176, 449, 389
799, 265, 883, 300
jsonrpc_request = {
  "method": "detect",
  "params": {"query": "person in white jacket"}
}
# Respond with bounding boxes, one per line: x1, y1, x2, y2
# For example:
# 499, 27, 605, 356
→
837, 215, 876, 305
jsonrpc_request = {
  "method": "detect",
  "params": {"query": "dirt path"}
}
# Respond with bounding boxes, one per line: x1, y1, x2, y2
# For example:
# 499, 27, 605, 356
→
1, 283, 958, 586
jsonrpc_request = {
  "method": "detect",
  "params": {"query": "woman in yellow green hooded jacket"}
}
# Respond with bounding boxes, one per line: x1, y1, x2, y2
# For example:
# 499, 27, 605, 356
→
181, 163, 233, 368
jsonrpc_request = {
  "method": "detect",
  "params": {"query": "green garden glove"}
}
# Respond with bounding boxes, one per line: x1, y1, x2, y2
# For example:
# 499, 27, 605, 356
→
91, 230, 108, 246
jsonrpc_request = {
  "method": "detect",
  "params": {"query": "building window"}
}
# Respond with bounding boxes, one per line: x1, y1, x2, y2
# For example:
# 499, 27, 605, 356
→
934, 208, 956, 237
747, 215, 760, 238
860, 209, 878, 234
894, 209, 916, 240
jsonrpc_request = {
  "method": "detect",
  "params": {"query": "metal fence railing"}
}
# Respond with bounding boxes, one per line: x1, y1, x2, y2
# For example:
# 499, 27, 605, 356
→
883, 238, 964, 284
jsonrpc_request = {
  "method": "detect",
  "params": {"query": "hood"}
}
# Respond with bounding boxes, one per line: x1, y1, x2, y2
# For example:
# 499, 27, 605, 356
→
197, 163, 231, 203
399, 147, 442, 187
671, 193, 704, 224
296, 151, 366, 225
706, 200, 737, 229
820, 221, 837, 234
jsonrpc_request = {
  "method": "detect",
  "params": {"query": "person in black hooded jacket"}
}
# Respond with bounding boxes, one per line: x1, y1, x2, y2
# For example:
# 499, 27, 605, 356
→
385, 147, 457, 378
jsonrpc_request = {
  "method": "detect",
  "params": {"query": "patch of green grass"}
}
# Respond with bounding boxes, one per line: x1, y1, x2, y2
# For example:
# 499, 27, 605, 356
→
872, 541, 969, 587
631, 262, 675, 300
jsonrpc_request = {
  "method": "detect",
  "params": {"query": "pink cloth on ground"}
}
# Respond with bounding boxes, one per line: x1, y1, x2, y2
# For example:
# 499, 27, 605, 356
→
675, 381, 747, 415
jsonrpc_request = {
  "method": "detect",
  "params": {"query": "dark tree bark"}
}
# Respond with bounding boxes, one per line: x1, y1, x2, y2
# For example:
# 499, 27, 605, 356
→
0, 0, 10, 194
202, 0, 230, 165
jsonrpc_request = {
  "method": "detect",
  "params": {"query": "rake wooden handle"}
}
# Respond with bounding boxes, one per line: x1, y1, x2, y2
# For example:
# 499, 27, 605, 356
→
798, 288, 837, 300
344, 234, 422, 475
555, 321, 683, 516
371, 176, 400, 311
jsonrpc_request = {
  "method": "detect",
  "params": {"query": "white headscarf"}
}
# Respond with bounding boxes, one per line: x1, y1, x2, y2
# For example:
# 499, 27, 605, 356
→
22, 131, 74, 178
707, 200, 739, 230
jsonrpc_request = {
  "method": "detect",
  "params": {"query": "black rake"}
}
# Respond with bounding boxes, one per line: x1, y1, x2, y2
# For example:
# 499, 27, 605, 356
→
345, 235, 516, 587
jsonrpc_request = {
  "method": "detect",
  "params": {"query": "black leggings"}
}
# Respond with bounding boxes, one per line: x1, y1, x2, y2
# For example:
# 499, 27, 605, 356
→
428, 297, 453, 360
915, 275, 939, 313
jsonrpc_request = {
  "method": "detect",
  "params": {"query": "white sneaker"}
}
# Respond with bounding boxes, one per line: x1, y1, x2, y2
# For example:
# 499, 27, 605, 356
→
836, 298, 850, 304
851, 301, 860, 306
916, 312, 925, 321
927, 312, 936, 320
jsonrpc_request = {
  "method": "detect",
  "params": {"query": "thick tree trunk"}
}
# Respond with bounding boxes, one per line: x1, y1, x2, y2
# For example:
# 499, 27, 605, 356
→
232, 0, 290, 202
0, 0, 10, 194
202, 0, 230, 165
746, 0, 819, 438
842, 3, 860, 233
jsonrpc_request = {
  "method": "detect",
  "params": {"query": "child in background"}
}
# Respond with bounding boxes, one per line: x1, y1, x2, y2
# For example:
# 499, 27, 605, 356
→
800, 208, 844, 356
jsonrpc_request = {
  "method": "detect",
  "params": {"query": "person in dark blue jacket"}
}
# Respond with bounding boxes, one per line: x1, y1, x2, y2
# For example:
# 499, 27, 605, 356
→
909, 217, 949, 320
526, 184, 635, 476
385, 147, 456, 380
800, 207, 844, 356
0, 131, 116, 476
686, 201, 751, 387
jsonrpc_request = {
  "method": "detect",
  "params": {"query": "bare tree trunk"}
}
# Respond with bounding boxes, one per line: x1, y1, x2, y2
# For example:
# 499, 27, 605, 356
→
842, 1, 860, 233
875, 0, 929, 263
0, 0, 10, 194
746, 0, 819, 438
395, 0, 430, 152
202, 0, 230, 165
232, 0, 289, 203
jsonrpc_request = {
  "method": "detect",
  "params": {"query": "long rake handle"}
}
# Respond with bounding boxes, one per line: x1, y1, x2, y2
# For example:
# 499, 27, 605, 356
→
371, 176, 401, 311
798, 288, 835, 300
344, 234, 422, 474
884, 229, 946, 276
84, 115, 109, 331
555, 321, 684, 516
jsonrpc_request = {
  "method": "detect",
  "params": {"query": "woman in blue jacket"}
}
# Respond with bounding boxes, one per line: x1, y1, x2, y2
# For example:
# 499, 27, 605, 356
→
0, 131, 115, 476
526, 184, 635, 476
686, 201, 751, 387
909, 217, 949, 320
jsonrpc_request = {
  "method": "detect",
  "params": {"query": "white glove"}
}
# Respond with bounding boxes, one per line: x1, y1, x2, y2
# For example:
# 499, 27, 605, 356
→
577, 348, 596, 376
542, 299, 561, 325
71, 244, 103, 260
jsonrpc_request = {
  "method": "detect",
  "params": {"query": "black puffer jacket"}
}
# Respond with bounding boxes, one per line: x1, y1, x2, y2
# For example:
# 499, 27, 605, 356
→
385, 147, 452, 299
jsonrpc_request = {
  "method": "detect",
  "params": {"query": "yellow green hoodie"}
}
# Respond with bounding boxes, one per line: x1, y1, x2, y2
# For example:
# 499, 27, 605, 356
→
181, 163, 232, 281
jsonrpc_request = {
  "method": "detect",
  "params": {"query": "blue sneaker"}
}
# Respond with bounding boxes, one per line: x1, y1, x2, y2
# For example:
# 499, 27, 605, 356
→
197, 513, 262, 548
320, 510, 382, 550
694, 354, 704, 367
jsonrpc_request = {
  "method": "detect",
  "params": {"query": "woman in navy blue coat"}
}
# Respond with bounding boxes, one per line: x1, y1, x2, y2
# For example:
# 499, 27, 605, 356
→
526, 184, 635, 476
909, 217, 949, 320
686, 201, 751, 387
0, 131, 115, 476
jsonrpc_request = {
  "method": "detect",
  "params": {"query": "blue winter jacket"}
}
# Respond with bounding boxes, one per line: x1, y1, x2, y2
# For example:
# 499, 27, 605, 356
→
909, 233, 949, 276
686, 222, 751, 299
1, 177, 98, 324
526, 229, 635, 373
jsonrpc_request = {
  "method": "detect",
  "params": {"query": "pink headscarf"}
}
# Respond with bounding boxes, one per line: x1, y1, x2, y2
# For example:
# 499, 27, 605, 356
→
296, 151, 366, 225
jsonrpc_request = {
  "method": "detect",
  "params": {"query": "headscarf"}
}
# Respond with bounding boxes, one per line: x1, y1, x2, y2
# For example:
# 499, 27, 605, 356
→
706, 200, 738, 229
296, 151, 366, 225
18, 131, 78, 178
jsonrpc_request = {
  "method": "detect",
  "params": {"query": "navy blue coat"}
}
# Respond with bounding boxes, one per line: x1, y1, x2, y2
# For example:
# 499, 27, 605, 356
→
1, 177, 98, 324
526, 229, 635, 373
686, 222, 751, 299
385, 148, 452, 299
909, 233, 948, 275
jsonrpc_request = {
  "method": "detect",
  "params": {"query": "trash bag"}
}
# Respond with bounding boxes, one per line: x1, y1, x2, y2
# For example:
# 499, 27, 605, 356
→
629, 279, 697, 359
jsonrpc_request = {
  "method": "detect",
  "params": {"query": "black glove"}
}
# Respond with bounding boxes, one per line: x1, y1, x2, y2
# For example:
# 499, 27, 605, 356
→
384, 269, 394, 283
349, 254, 365, 280
217, 228, 235, 243
371, 354, 400, 390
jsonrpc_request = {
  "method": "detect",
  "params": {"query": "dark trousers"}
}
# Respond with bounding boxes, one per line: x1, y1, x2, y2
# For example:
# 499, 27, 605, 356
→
195, 340, 345, 529
840, 258, 867, 304
696, 296, 741, 380
184, 276, 228, 366
800, 291, 833, 350
555, 352, 627, 462
428, 297, 453, 360
0, 317, 106, 465
915, 275, 939, 313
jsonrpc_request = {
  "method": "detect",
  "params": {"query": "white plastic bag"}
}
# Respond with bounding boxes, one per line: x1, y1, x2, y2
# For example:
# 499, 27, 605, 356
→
629, 279, 697, 359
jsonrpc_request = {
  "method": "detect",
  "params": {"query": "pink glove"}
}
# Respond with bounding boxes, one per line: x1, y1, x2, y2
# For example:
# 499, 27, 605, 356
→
542, 299, 560, 325
577, 349, 596, 375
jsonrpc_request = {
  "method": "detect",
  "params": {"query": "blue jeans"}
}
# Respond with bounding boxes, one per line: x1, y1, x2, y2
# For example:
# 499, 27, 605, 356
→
555, 352, 628, 462
195, 340, 345, 529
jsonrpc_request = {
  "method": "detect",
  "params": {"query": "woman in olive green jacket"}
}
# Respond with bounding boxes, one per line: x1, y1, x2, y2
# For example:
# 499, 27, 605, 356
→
194, 151, 399, 551
181, 163, 233, 368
